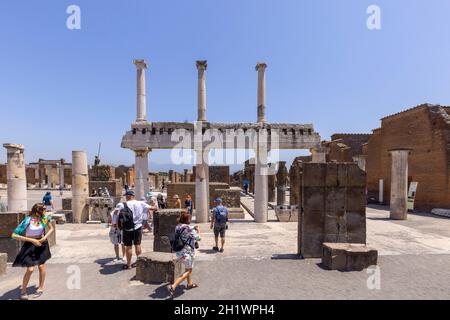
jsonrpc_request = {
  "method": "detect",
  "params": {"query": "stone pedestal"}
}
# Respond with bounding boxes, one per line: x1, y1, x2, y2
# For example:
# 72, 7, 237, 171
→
153, 209, 184, 252
389, 149, 411, 220
276, 161, 288, 206
0, 212, 26, 262
322, 243, 378, 271
72, 151, 89, 223
136, 252, 181, 284
3, 144, 27, 211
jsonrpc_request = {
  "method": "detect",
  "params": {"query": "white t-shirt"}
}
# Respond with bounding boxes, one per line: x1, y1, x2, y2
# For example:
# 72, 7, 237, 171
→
110, 209, 120, 225
115, 200, 151, 230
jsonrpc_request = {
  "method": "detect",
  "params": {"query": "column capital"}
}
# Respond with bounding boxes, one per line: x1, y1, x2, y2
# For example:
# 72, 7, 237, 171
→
255, 62, 267, 71
133, 59, 148, 70
134, 147, 151, 157
196, 60, 208, 71
3, 143, 24, 152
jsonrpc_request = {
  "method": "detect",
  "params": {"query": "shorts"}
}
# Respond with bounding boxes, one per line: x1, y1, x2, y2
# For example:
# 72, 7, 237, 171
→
213, 225, 226, 238
122, 227, 143, 246
109, 228, 123, 245
177, 254, 194, 269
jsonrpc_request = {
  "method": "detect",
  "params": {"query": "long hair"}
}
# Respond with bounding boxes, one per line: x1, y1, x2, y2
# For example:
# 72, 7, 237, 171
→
178, 211, 191, 224
29, 203, 45, 218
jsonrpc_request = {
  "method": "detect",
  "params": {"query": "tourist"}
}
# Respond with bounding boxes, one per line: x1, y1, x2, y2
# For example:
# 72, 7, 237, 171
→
91, 188, 98, 197
173, 194, 182, 209
185, 195, 193, 215
168, 212, 201, 299
109, 206, 125, 262
210, 198, 229, 252
243, 183, 249, 195
117, 190, 151, 269
157, 193, 166, 209
58, 185, 63, 197
11, 203, 54, 300
42, 192, 53, 213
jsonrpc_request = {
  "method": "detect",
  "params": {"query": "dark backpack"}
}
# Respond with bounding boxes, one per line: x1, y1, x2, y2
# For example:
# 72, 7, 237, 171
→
214, 206, 228, 225
172, 226, 193, 252
118, 202, 134, 232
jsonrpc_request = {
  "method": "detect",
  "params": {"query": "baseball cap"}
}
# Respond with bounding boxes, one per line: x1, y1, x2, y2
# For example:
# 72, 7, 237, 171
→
125, 190, 135, 196
215, 198, 223, 203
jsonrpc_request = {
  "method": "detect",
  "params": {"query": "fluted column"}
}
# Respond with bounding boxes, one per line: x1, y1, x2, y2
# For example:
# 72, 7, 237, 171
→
389, 149, 411, 220
196, 60, 207, 122
134, 148, 151, 200
72, 151, 89, 223
3, 143, 27, 211
255, 62, 267, 123
134, 59, 148, 122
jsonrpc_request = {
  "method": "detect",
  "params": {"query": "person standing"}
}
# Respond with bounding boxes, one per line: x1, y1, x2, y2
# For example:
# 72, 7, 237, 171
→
184, 195, 193, 215
210, 198, 229, 253
109, 206, 125, 262
117, 190, 151, 269
11, 203, 54, 300
168, 212, 201, 299
173, 194, 182, 209
42, 192, 53, 213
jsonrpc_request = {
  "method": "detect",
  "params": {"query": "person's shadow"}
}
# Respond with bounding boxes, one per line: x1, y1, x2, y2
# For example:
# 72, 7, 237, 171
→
0, 285, 38, 300
95, 257, 125, 275
149, 284, 186, 300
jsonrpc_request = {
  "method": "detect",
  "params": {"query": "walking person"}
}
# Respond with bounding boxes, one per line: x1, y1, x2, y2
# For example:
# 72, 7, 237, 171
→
168, 212, 201, 299
117, 190, 151, 269
42, 192, 53, 213
109, 206, 125, 262
11, 203, 54, 300
184, 195, 193, 215
210, 198, 229, 253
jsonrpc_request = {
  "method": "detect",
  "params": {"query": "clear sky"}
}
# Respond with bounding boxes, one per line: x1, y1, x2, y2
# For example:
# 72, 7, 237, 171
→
1, 0, 450, 172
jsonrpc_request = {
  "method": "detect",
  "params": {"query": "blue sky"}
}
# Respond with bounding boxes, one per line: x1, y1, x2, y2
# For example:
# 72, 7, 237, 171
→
1, 0, 450, 172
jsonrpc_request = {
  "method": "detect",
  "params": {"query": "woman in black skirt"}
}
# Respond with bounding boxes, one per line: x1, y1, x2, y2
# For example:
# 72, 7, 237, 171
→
11, 203, 54, 300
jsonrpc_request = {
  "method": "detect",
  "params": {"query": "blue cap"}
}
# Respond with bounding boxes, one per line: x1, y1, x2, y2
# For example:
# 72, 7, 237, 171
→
125, 190, 135, 196
215, 198, 223, 203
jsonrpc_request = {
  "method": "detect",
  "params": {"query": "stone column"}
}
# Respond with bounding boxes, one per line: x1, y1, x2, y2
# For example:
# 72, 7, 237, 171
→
155, 174, 160, 191
389, 149, 411, 220
196, 60, 207, 122
134, 148, 151, 200
254, 132, 269, 223
276, 161, 288, 206
255, 62, 267, 123
183, 169, 189, 182
169, 170, 174, 183
3, 144, 27, 211
311, 146, 327, 163
58, 164, 65, 187
45, 164, 52, 186
353, 155, 367, 172
72, 151, 89, 223
268, 166, 276, 203
379, 179, 384, 204
134, 59, 148, 122
195, 150, 209, 223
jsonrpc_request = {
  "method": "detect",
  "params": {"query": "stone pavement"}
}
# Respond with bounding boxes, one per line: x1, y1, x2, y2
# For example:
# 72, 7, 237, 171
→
1, 206, 450, 300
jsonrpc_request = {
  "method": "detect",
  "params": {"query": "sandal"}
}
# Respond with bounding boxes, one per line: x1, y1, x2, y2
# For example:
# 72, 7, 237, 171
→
186, 283, 199, 290
213, 246, 219, 251
33, 290, 44, 298
219, 248, 224, 253
20, 293, 29, 301
167, 285, 175, 300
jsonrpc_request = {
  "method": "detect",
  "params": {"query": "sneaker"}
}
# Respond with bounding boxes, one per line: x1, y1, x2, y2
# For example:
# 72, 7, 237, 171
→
219, 248, 224, 253
213, 246, 219, 251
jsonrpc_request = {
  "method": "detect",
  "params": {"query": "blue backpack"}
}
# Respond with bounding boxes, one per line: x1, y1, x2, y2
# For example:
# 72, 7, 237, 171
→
214, 206, 228, 225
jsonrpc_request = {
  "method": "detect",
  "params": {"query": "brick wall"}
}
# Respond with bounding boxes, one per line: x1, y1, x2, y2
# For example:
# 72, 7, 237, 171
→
364, 104, 450, 210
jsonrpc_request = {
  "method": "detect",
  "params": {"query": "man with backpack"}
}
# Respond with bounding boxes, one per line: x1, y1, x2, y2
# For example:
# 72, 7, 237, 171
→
210, 198, 229, 253
116, 190, 151, 269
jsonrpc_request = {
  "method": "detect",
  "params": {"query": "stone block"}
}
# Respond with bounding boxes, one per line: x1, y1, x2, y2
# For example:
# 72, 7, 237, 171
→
62, 198, 72, 210
56, 210, 73, 223
214, 187, 241, 208
227, 208, 245, 219
0, 212, 26, 238
153, 209, 184, 252
0, 252, 6, 276
322, 243, 378, 271
0, 238, 21, 262
136, 252, 182, 284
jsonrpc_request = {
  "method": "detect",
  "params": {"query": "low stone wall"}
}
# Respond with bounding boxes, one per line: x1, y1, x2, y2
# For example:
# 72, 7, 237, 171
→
167, 182, 230, 208
214, 187, 241, 208
153, 209, 184, 252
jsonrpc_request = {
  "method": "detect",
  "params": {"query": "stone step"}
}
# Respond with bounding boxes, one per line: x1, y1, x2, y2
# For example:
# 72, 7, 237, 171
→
322, 242, 378, 271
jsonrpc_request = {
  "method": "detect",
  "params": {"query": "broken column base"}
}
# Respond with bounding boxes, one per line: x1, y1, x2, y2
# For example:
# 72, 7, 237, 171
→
0, 252, 7, 276
275, 205, 298, 222
136, 252, 182, 284
322, 243, 378, 271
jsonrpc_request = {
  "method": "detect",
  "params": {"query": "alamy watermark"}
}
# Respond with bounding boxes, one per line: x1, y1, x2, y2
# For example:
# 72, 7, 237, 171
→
367, 5, 381, 30
66, 5, 81, 30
